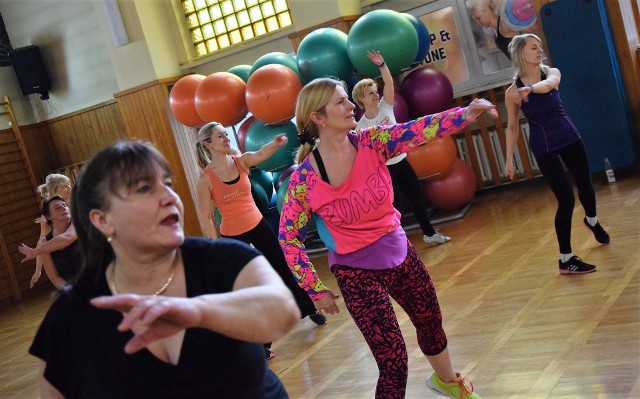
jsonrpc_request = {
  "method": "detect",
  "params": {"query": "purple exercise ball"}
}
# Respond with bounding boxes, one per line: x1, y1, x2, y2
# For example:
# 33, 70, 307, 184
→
393, 92, 410, 123
400, 67, 453, 118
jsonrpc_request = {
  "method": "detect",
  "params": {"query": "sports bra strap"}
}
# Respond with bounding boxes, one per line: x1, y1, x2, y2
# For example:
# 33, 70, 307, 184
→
312, 147, 330, 184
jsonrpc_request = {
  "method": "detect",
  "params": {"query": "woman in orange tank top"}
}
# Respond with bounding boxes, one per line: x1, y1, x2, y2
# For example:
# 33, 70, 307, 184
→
195, 122, 327, 359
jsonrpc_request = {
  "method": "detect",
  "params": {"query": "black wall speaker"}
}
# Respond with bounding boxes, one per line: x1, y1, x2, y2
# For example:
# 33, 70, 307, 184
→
9, 45, 52, 98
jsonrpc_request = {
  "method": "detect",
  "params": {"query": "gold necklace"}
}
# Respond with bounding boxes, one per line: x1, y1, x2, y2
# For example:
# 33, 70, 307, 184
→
109, 257, 177, 296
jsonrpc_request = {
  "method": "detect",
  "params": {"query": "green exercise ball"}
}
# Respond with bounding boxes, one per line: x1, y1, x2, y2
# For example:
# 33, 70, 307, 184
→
214, 208, 222, 224
250, 52, 303, 81
347, 9, 418, 77
250, 178, 270, 216
296, 28, 354, 82
227, 64, 252, 83
250, 167, 274, 201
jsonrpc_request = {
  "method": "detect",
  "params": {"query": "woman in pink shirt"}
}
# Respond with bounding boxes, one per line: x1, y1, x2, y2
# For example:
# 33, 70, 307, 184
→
278, 78, 497, 399
195, 122, 326, 360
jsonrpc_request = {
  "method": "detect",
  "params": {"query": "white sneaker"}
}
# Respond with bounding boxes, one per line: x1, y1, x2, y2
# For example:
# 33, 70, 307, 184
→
423, 231, 452, 245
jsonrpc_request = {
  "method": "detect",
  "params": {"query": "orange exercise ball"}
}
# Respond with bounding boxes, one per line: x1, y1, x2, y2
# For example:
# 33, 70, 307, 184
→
422, 158, 477, 211
169, 74, 205, 127
246, 64, 302, 124
405, 136, 457, 179
195, 72, 248, 127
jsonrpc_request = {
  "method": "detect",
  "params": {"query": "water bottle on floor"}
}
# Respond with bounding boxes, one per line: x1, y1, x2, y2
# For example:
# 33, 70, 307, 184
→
604, 157, 615, 183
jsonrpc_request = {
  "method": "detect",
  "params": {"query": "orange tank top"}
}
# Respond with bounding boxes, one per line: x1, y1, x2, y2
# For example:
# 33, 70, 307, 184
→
204, 157, 262, 236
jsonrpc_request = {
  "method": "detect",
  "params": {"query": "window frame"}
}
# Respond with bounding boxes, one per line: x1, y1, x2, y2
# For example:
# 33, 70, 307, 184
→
175, 0, 295, 60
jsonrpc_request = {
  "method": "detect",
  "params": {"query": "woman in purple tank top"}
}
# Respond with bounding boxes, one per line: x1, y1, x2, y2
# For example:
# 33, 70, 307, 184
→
504, 33, 610, 275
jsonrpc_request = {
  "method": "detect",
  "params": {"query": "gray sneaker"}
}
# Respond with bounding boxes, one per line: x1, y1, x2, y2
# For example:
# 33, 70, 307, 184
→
423, 231, 452, 245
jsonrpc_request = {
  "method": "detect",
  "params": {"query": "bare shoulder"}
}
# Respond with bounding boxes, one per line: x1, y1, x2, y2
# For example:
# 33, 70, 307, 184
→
547, 67, 561, 78
505, 83, 520, 101
197, 170, 211, 186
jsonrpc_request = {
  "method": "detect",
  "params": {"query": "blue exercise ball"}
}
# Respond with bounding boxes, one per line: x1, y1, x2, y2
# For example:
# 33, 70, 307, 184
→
402, 13, 430, 65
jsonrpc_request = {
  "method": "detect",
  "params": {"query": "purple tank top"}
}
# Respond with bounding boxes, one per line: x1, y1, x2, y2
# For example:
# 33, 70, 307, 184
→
517, 72, 581, 156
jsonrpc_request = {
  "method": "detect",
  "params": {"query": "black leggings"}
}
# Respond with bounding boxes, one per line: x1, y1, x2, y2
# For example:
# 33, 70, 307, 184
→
223, 218, 317, 317
387, 158, 436, 236
535, 140, 597, 254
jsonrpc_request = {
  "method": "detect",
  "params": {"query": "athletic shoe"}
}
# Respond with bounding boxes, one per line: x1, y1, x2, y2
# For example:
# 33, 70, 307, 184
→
583, 217, 610, 244
559, 256, 596, 275
309, 312, 327, 325
424, 231, 452, 245
426, 372, 481, 399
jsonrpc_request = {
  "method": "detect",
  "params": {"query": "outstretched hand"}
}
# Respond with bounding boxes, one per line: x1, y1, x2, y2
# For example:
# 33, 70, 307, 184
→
273, 134, 288, 147
314, 289, 340, 316
18, 243, 37, 262
366, 50, 384, 66
464, 98, 499, 121
91, 294, 202, 354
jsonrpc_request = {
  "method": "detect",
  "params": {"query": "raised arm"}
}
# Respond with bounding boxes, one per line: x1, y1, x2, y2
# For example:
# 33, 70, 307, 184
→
362, 98, 498, 159
367, 50, 394, 106
91, 255, 300, 354
19, 224, 77, 263
196, 173, 219, 239
237, 134, 288, 169
504, 83, 523, 179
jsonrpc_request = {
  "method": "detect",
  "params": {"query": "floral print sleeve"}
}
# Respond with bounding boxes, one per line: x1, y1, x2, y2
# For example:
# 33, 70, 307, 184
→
359, 107, 468, 159
278, 164, 330, 301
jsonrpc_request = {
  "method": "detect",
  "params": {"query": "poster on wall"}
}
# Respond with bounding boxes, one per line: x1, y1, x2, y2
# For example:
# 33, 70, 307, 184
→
418, 6, 471, 86
464, 0, 546, 75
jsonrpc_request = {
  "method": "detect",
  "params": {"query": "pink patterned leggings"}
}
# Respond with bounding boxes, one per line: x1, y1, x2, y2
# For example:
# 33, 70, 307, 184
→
332, 240, 447, 399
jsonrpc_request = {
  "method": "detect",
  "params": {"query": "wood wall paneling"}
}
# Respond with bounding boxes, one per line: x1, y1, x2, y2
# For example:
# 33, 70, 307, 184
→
115, 80, 203, 237
0, 99, 128, 304
288, 15, 359, 52
0, 97, 42, 302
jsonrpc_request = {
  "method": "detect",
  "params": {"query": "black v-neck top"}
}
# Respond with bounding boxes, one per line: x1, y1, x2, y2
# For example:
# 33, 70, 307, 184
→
30, 237, 288, 398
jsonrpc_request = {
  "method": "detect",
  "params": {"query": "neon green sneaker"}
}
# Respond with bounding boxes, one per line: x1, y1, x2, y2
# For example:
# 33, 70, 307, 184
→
426, 372, 481, 399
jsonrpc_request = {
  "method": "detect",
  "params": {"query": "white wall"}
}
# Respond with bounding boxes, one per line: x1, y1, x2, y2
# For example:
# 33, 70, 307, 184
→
0, 0, 118, 123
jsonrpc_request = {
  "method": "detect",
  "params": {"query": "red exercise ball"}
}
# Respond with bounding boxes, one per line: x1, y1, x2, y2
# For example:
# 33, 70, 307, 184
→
195, 72, 248, 127
405, 136, 457, 179
236, 115, 256, 153
169, 74, 205, 127
399, 67, 453, 118
246, 64, 302, 124
422, 158, 477, 211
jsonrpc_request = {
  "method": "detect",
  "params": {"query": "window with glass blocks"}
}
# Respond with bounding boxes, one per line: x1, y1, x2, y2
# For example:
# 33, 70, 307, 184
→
180, 0, 293, 56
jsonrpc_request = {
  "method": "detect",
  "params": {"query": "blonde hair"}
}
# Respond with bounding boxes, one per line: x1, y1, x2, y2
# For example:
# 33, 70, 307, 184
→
508, 33, 549, 79
36, 173, 71, 200
195, 121, 221, 169
351, 78, 376, 109
469, 0, 498, 15
294, 78, 346, 165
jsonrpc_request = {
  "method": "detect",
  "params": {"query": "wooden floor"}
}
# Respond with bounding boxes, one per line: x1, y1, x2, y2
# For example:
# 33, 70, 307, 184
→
2, 170, 639, 398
